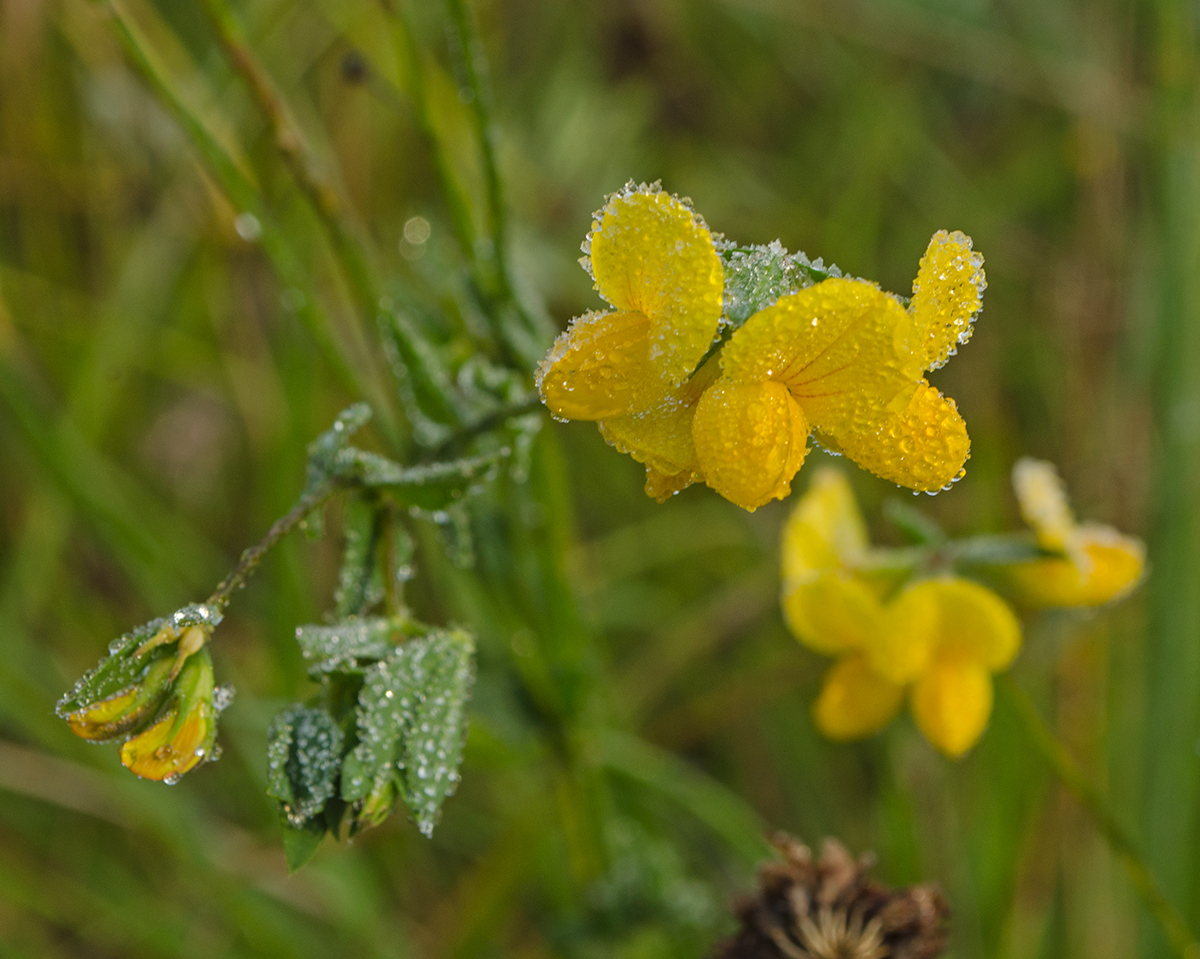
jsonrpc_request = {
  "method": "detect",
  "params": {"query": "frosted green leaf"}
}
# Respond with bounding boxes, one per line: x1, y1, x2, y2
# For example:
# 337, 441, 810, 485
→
341, 629, 475, 838
295, 618, 402, 677
334, 495, 385, 618
305, 403, 372, 492
332, 447, 505, 510
266, 705, 345, 826
398, 628, 474, 837
720, 242, 836, 327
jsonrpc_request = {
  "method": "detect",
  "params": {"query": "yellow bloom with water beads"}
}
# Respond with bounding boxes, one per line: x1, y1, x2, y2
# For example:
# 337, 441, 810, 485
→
538, 182, 987, 510
537, 183, 725, 499
694, 231, 982, 508
1007, 458, 1146, 607
782, 470, 1021, 757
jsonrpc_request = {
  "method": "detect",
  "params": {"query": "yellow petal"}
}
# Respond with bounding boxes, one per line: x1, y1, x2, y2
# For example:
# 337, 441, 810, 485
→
910, 654, 993, 758
780, 468, 869, 588
813, 654, 904, 741
722, 278, 920, 395
586, 186, 724, 385
869, 583, 940, 684
814, 382, 971, 492
120, 704, 213, 781
691, 379, 808, 510
783, 575, 882, 656
536, 310, 664, 420
880, 577, 1020, 675
908, 230, 985, 371
598, 359, 721, 498
1011, 458, 1076, 552
1007, 525, 1146, 607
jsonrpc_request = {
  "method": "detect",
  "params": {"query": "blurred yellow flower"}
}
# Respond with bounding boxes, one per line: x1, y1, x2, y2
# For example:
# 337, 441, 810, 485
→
538, 184, 986, 510
120, 648, 218, 782
782, 469, 1021, 757
1007, 458, 1145, 607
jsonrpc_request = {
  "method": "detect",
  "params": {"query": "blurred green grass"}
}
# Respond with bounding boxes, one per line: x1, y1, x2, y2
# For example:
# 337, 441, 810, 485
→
0, 0, 1194, 957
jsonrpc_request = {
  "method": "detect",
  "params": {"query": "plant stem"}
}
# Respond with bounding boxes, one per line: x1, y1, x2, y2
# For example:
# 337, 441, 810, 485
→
205, 481, 341, 612
999, 676, 1200, 959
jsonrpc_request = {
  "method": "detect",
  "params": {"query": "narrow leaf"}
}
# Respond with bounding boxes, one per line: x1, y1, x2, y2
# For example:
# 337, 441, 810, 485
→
332, 447, 503, 510
335, 496, 385, 617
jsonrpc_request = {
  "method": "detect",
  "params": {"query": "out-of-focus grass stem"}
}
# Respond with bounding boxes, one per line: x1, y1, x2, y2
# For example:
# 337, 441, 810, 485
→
95, 0, 387, 434
1000, 677, 1200, 959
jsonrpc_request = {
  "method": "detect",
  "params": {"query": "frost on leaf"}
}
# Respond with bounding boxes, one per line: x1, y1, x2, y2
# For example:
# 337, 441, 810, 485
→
305, 403, 372, 493
266, 704, 345, 827
721, 242, 838, 327
295, 618, 402, 677
334, 495, 386, 618
332, 447, 505, 511
341, 629, 475, 837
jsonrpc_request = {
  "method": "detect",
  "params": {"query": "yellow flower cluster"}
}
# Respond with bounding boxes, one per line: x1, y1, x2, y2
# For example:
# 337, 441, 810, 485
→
537, 183, 985, 510
1006, 458, 1146, 607
780, 464, 1146, 757
781, 469, 1018, 756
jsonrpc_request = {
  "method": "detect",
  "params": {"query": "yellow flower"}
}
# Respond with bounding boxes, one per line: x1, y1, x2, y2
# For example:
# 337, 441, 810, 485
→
1006, 458, 1145, 607
782, 471, 1021, 757
694, 231, 983, 509
120, 648, 218, 782
537, 183, 725, 499
538, 184, 986, 510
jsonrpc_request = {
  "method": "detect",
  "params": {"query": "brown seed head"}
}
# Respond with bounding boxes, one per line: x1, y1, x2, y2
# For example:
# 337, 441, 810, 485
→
711, 834, 949, 959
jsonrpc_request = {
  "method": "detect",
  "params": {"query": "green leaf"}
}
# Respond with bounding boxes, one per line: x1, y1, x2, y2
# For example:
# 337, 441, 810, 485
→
295, 618, 404, 677
305, 403, 372, 492
340, 629, 475, 838
282, 820, 325, 873
266, 705, 345, 825
332, 447, 505, 511
335, 496, 386, 618
720, 242, 833, 326
883, 499, 947, 546
398, 629, 474, 837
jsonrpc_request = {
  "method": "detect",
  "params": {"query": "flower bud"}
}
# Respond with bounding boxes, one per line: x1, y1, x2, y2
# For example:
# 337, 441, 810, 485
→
120, 648, 218, 782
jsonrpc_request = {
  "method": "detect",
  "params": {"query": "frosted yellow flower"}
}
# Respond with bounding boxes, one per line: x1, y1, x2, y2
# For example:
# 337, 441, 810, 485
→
1006, 458, 1145, 607
539, 183, 986, 510
694, 231, 983, 509
537, 183, 725, 500
782, 471, 1021, 757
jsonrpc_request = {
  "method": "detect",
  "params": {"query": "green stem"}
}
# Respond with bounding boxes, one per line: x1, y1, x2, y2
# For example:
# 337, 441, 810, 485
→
999, 677, 1200, 959
205, 481, 342, 612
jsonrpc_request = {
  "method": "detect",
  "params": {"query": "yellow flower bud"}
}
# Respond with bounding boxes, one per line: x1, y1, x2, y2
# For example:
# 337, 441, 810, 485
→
120, 649, 218, 783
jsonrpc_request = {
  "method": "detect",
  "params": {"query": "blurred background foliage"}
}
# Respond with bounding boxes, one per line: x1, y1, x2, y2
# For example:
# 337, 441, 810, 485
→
0, 0, 1196, 957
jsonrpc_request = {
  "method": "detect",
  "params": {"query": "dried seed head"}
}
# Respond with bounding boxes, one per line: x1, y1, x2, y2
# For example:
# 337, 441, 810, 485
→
711, 834, 949, 959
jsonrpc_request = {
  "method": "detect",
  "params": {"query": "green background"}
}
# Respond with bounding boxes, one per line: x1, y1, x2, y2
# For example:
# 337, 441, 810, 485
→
0, 0, 1195, 957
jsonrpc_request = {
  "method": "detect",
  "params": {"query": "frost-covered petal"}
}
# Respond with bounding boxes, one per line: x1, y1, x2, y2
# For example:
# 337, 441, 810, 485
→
783, 575, 882, 656
910, 654, 993, 758
780, 468, 870, 589
585, 186, 724, 385
813, 655, 904, 741
598, 360, 720, 500
692, 379, 808, 511
536, 310, 664, 420
1006, 524, 1146, 608
722, 278, 920, 399
813, 382, 971, 492
908, 230, 985, 372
